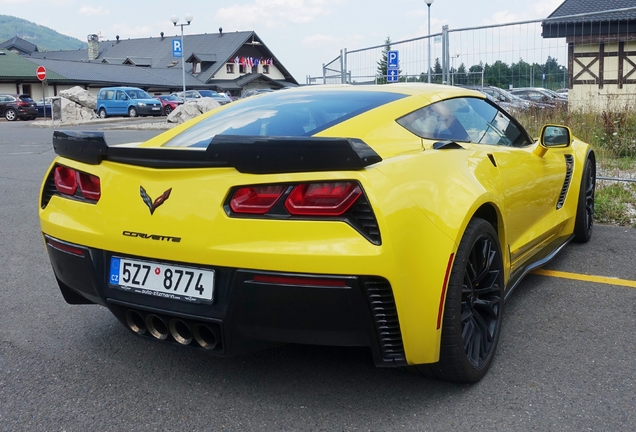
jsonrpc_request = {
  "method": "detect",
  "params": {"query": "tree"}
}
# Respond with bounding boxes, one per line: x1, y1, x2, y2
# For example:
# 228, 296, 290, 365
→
376, 37, 392, 84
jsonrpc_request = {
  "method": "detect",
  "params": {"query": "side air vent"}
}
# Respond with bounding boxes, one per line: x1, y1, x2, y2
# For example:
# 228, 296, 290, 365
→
362, 277, 405, 365
557, 154, 574, 209
41, 168, 58, 208
348, 196, 382, 245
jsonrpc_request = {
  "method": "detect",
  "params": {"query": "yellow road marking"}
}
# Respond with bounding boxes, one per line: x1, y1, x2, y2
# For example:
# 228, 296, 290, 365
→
532, 269, 636, 289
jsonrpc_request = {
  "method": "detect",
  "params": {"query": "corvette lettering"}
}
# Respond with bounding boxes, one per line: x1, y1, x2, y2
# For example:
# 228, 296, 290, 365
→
122, 231, 181, 242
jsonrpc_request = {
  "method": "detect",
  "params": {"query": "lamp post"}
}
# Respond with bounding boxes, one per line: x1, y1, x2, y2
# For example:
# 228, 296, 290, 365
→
171, 13, 194, 94
425, 0, 434, 83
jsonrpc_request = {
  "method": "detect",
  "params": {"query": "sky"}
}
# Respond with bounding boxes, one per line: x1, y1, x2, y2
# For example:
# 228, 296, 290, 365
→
0, 0, 564, 82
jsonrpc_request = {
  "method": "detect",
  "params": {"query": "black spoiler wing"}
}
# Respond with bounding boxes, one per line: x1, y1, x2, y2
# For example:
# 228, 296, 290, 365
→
52, 131, 382, 174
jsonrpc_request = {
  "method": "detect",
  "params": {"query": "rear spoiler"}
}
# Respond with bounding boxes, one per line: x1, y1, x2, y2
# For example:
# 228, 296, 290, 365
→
52, 131, 382, 174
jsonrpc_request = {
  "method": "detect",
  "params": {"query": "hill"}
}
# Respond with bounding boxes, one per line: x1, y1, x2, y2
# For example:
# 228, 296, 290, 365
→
0, 15, 86, 51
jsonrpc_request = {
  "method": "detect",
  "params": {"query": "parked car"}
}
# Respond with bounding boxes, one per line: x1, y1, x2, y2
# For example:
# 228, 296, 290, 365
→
509, 87, 567, 108
40, 84, 595, 383
0, 94, 38, 121
457, 85, 530, 111
96, 87, 162, 118
173, 90, 231, 105
37, 98, 53, 117
241, 88, 274, 98
555, 88, 569, 98
155, 95, 183, 115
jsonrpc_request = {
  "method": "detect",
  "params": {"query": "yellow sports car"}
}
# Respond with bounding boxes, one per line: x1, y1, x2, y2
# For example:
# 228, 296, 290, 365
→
39, 84, 595, 382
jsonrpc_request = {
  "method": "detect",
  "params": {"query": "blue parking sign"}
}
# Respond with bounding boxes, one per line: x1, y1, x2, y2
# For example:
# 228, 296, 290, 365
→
388, 50, 399, 69
172, 39, 182, 58
387, 68, 399, 83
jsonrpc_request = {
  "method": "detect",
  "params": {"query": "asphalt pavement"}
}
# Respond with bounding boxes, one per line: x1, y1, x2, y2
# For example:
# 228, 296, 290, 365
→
0, 120, 635, 431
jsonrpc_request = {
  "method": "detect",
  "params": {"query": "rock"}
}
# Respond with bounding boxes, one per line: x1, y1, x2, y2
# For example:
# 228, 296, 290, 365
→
59, 86, 97, 110
167, 99, 220, 124
60, 97, 97, 123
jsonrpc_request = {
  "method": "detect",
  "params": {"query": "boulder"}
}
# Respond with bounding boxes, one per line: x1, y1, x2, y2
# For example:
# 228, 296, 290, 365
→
167, 99, 220, 124
60, 97, 97, 123
59, 86, 97, 110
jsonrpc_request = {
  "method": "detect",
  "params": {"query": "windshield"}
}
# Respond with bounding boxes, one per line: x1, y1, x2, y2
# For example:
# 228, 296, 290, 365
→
163, 90, 406, 148
198, 90, 222, 98
125, 89, 153, 99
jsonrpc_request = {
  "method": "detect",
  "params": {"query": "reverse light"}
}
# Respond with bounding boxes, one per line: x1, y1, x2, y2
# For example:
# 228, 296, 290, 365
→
230, 185, 286, 214
285, 182, 362, 216
53, 165, 101, 202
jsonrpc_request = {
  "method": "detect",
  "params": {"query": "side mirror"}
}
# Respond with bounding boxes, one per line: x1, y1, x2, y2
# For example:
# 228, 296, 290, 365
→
535, 124, 572, 157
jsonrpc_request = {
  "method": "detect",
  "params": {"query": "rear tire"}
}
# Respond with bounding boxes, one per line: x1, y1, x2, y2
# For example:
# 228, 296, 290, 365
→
5, 108, 17, 121
98, 108, 107, 119
573, 157, 595, 243
414, 218, 504, 383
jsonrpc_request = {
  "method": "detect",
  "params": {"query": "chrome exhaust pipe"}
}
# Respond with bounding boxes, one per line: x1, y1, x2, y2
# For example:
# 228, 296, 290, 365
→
193, 323, 220, 350
146, 314, 169, 340
125, 309, 147, 335
169, 319, 193, 345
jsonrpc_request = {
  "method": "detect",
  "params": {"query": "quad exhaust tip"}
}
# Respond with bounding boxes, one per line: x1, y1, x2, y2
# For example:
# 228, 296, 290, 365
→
125, 309, 221, 350
145, 314, 169, 340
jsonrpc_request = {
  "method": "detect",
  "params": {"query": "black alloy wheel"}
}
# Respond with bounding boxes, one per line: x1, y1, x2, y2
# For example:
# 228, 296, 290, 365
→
573, 157, 596, 243
415, 218, 504, 383
165, 105, 173, 115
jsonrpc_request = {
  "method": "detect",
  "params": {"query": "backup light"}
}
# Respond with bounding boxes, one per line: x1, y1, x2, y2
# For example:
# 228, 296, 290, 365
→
285, 182, 362, 216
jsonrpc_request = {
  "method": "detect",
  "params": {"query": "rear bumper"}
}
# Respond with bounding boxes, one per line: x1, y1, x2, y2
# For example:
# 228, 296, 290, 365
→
44, 234, 406, 367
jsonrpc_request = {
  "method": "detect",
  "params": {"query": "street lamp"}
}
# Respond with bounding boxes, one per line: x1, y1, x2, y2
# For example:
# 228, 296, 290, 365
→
425, 0, 434, 83
171, 13, 194, 94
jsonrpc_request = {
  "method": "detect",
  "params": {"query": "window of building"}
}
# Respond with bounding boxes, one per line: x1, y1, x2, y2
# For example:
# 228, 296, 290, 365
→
252, 65, 258, 74
263, 65, 269, 74
239, 64, 246, 74
226, 63, 235, 74
193, 62, 202, 74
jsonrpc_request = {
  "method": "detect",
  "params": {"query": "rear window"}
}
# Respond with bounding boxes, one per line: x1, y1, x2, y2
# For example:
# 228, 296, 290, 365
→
19, 95, 34, 102
163, 90, 406, 148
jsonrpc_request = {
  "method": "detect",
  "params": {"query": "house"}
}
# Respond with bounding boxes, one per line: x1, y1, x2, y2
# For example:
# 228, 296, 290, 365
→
542, 0, 636, 111
0, 35, 38, 55
0, 29, 298, 101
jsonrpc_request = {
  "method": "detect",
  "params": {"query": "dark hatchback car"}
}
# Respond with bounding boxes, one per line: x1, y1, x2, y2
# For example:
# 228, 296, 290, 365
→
0, 94, 39, 121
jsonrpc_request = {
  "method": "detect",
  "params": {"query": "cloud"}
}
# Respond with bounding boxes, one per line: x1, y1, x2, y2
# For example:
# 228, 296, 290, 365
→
79, 6, 109, 17
214, 0, 341, 30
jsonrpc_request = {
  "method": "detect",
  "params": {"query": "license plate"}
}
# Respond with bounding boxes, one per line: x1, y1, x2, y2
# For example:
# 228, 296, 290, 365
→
152, 107, 160, 110
109, 257, 214, 303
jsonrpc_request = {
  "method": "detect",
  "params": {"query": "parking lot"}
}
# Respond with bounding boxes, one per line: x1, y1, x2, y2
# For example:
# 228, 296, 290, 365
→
1, 120, 635, 431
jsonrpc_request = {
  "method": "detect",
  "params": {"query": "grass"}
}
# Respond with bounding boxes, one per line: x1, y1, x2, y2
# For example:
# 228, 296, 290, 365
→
514, 105, 636, 227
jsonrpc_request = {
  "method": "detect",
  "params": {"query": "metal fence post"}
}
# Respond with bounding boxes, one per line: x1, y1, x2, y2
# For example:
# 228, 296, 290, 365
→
343, 48, 348, 84
442, 25, 449, 84
322, 63, 326, 85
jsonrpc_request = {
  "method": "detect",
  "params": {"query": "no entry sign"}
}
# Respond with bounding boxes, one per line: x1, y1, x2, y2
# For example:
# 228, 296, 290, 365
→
36, 66, 46, 81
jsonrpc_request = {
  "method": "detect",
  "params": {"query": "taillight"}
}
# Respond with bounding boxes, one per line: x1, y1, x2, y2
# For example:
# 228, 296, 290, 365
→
230, 185, 285, 214
17, 101, 29, 107
54, 166, 78, 195
285, 182, 362, 216
78, 172, 101, 200
53, 165, 101, 202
